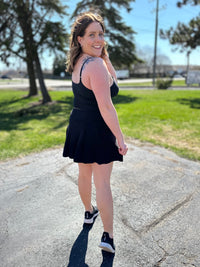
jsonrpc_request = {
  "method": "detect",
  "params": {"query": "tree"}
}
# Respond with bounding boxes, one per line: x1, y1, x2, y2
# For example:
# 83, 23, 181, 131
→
160, 0, 200, 53
0, 1, 38, 96
0, 0, 68, 103
134, 45, 172, 77
53, 55, 67, 76
177, 0, 200, 7
71, 0, 141, 69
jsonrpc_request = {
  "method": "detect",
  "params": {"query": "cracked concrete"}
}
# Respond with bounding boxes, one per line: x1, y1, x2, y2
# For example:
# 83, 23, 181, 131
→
0, 141, 200, 266
142, 193, 194, 234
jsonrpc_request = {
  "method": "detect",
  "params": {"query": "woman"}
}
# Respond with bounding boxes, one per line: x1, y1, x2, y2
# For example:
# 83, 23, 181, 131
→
63, 11, 128, 254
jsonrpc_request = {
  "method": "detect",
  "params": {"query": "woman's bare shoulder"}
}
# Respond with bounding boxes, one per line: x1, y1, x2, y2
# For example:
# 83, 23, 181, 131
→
83, 57, 105, 72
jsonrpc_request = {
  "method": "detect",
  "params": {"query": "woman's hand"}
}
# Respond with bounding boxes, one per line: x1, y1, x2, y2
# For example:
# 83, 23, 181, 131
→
117, 138, 128, 156
101, 46, 109, 60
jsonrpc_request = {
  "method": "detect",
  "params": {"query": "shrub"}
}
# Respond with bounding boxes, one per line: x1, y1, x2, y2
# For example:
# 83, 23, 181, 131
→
156, 77, 173, 90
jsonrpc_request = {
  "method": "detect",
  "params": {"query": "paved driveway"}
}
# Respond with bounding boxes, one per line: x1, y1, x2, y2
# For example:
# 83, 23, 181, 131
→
0, 141, 200, 266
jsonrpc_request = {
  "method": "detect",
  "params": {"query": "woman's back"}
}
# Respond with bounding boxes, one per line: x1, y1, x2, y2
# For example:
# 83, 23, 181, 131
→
71, 57, 119, 111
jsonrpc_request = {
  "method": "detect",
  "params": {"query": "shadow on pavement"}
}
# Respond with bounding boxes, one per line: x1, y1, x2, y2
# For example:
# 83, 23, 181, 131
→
67, 219, 115, 267
100, 250, 115, 267
67, 223, 92, 267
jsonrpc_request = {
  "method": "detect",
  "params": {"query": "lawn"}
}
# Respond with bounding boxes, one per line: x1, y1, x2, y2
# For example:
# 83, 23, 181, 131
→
113, 90, 200, 161
0, 89, 200, 161
118, 79, 196, 87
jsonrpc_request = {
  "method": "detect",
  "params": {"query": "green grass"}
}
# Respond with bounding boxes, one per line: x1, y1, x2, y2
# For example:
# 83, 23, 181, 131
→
0, 79, 21, 83
119, 82, 153, 87
118, 79, 195, 87
0, 90, 73, 159
0, 89, 200, 161
113, 90, 200, 161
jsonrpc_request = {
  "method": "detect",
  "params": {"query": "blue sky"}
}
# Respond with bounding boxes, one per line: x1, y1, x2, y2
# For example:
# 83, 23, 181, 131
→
123, 0, 200, 65
1, 0, 200, 71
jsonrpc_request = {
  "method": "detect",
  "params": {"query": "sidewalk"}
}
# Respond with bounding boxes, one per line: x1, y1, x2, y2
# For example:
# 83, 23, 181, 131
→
0, 141, 200, 266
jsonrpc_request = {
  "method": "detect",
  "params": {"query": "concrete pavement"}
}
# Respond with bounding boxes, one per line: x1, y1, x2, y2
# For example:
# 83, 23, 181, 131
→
0, 141, 200, 267
1, 78, 198, 91
0, 78, 72, 90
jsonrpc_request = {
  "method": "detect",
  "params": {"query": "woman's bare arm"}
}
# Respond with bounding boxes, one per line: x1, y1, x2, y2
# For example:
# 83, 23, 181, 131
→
102, 54, 117, 83
86, 58, 127, 155
102, 50, 117, 83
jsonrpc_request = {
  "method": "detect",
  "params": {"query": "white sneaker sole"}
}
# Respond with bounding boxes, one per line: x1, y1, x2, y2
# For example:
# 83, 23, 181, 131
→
84, 211, 99, 224
99, 242, 115, 253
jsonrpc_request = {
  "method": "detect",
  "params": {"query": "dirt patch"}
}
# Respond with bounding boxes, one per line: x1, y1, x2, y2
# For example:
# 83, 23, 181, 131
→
149, 125, 200, 155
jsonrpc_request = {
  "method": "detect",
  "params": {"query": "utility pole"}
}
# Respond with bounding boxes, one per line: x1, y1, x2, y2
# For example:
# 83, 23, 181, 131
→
152, 0, 159, 87
186, 51, 191, 86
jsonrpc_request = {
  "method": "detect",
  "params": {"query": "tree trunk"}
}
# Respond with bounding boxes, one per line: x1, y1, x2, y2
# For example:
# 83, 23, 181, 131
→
26, 55, 38, 97
15, 0, 51, 103
34, 52, 52, 104
15, 0, 38, 97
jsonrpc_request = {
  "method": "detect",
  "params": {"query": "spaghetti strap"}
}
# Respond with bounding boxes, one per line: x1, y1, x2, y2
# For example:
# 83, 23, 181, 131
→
80, 57, 93, 80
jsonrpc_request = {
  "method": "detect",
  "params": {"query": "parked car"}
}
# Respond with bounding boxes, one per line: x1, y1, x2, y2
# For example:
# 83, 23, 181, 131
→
1, 75, 12, 79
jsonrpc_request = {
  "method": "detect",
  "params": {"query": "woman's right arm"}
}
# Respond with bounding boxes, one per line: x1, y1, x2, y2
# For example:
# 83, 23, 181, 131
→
102, 54, 118, 83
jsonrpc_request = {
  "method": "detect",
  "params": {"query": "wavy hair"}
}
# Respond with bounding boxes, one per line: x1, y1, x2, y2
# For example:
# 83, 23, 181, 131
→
66, 11, 105, 74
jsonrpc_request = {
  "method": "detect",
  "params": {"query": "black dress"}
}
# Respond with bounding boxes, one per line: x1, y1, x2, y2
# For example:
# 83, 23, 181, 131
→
63, 57, 123, 165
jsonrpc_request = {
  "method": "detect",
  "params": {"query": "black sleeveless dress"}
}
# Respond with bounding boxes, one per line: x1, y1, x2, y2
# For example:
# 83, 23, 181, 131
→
63, 58, 123, 165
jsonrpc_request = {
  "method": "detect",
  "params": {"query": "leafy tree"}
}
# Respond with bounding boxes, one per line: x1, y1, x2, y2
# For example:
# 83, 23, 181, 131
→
71, 0, 141, 68
134, 45, 171, 77
53, 55, 67, 76
160, 0, 200, 52
177, 0, 200, 7
0, 0, 68, 103
0, 1, 38, 96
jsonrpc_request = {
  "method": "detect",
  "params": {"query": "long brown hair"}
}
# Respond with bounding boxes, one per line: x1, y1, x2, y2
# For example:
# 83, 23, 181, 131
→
66, 11, 105, 74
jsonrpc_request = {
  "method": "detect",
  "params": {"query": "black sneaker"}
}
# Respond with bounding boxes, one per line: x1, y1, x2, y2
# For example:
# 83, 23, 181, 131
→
84, 206, 99, 224
99, 232, 115, 253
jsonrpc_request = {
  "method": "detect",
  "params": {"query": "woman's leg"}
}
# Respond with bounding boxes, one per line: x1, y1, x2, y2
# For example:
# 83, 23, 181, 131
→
78, 163, 93, 212
92, 162, 114, 238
